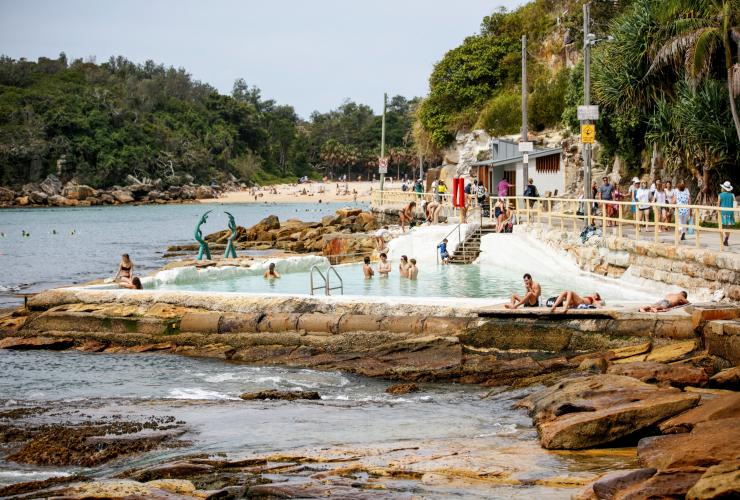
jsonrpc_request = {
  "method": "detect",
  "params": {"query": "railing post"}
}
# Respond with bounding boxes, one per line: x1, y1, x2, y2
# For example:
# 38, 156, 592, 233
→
618, 203, 623, 239
695, 208, 700, 248
601, 201, 607, 232
654, 205, 659, 244
674, 206, 680, 247
718, 207, 724, 252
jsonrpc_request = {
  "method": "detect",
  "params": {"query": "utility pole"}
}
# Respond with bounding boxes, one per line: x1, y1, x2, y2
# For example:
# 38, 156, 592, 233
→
380, 92, 387, 191
582, 2, 592, 223
521, 34, 528, 187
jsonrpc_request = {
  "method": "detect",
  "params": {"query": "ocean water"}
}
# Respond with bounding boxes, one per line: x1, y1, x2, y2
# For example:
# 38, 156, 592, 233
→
0, 201, 365, 307
0, 350, 629, 496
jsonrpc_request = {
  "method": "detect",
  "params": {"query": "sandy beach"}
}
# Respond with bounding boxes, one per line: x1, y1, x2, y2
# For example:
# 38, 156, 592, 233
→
199, 180, 404, 205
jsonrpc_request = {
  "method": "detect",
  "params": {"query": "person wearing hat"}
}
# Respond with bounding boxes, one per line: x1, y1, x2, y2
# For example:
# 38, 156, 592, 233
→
628, 177, 640, 217
719, 181, 735, 247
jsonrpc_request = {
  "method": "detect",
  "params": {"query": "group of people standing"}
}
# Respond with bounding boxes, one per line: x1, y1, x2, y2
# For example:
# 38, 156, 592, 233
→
362, 254, 418, 280
595, 177, 735, 246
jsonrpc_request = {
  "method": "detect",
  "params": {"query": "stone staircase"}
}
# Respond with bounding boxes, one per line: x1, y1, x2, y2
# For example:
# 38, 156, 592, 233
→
449, 226, 496, 264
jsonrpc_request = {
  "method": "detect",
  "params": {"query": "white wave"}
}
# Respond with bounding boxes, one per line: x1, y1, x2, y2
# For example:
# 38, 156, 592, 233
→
202, 373, 237, 383
254, 376, 284, 384
0, 470, 72, 480
146, 255, 329, 287
167, 388, 237, 400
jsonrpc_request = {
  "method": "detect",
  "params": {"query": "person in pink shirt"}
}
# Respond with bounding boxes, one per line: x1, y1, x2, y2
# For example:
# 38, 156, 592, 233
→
497, 178, 511, 198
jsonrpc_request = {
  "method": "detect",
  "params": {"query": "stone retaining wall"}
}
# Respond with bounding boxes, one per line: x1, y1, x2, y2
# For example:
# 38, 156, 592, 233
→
518, 225, 740, 301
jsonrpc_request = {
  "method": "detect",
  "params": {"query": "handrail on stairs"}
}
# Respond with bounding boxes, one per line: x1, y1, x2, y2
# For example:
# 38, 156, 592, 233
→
436, 223, 463, 265
310, 264, 344, 295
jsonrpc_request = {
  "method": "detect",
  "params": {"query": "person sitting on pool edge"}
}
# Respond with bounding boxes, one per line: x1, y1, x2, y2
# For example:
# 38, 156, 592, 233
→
437, 239, 450, 264
377, 253, 391, 277
549, 290, 603, 313
115, 253, 134, 284
639, 291, 688, 313
407, 259, 418, 280
119, 276, 143, 290
263, 262, 280, 279
362, 256, 374, 279
399, 255, 410, 277
505, 273, 541, 309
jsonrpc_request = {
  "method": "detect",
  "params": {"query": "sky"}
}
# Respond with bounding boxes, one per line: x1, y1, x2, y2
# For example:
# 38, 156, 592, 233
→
0, 0, 524, 118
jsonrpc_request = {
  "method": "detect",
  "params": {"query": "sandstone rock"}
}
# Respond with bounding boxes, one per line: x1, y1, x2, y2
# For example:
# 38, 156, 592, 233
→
0, 186, 15, 202
687, 460, 740, 500
578, 357, 608, 373
55, 479, 191, 499
174, 344, 235, 359
587, 468, 657, 499
47, 194, 69, 206
386, 383, 419, 395
607, 361, 709, 388
63, 183, 96, 200
75, 340, 108, 352
111, 190, 134, 204
638, 418, 740, 470
659, 393, 740, 434
607, 341, 652, 360
615, 468, 706, 500
15, 196, 29, 206
645, 340, 697, 363
336, 208, 362, 218
194, 185, 216, 199
125, 460, 215, 481
39, 174, 62, 196
0, 336, 74, 350
28, 191, 48, 204
709, 366, 740, 390
146, 479, 196, 495
128, 343, 174, 353
519, 374, 700, 450
240, 390, 320, 401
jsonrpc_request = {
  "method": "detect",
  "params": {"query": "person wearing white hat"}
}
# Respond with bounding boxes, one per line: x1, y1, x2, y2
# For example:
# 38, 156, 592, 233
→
718, 181, 735, 247
628, 177, 640, 217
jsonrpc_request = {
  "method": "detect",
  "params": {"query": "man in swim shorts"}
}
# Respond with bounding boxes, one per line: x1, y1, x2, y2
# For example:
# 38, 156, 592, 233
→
639, 291, 688, 312
505, 273, 542, 309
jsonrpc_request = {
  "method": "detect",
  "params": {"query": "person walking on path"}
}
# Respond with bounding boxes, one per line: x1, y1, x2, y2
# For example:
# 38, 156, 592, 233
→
597, 176, 616, 226
505, 273, 542, 309
719, 181, 735, 247
635, 180, 651, 232
497, 177, 511, 199
651, 179, 668, 231
675, 181, 691, 241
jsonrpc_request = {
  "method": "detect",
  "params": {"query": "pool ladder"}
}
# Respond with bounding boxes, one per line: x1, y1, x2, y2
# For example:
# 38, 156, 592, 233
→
310, 265, 344, 296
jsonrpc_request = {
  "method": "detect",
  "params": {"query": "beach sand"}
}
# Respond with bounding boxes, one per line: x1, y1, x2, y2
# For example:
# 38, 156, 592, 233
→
199, 180, 404, 205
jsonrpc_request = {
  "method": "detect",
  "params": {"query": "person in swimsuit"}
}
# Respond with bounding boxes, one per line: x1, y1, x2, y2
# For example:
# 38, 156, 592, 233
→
399, 202, 416, 232
505, 273, 542, 309
263, 262, 280, 279
119, 276, 143, 290
549, 290, 603, 313
377, 253, 391, 277
437, 239, 450, 264
115, 254, 134, 284
398, 255, 410, 277
375, 226, 391, 251
362, 256, 374, 279
407, 259, 418, 280
494, 199, 506, 233
639, 291, 688, 312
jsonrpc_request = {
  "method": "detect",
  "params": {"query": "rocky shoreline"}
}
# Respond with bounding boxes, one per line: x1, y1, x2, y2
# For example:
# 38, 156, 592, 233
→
0, 174, 227, 208
0, 293, 738, 497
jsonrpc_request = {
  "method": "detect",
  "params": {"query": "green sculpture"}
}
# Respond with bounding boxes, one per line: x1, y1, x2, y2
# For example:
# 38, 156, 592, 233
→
224, 211, 238, 258
194, 210, 212, 260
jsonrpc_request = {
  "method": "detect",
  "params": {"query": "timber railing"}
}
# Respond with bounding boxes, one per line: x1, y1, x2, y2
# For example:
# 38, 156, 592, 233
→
371, 190, 739, 252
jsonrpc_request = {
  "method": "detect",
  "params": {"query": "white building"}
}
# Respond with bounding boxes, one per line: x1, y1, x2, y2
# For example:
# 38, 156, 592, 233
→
472, 138, 564, 197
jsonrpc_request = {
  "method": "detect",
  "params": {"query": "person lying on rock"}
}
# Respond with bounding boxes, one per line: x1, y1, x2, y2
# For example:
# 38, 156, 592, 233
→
549, 290, 603, 313
639, 291, 688, 313
263, 262, 280, 279
505, 273, 541, 309
119, 276, 143, 290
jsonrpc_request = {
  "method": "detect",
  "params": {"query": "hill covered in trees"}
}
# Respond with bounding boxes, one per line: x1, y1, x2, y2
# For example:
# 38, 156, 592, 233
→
416, 0, 739, 200
0, 54, 422, 189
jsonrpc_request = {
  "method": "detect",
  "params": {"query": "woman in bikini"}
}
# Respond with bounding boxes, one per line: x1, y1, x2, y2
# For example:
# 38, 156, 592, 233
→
399, 202, 416, 232
398, 255, 410, 277
115, 254, 134, 284
549, 290, 603, 313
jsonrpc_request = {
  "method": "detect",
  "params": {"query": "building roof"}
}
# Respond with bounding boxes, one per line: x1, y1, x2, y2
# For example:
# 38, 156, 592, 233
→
473, 138, 561, 167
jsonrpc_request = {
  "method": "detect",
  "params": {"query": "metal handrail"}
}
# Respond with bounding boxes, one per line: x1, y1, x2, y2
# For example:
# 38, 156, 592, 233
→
309, 265, 327, 295
310, 264, 344, 295
436, 222, 462, 265
326, 266, 344, 296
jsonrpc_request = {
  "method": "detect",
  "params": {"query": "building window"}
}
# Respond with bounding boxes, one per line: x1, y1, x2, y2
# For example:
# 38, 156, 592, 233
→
536, 154, 560, 174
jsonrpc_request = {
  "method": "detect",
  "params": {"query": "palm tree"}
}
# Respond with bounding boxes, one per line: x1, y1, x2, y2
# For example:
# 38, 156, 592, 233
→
649, 0, 740, 140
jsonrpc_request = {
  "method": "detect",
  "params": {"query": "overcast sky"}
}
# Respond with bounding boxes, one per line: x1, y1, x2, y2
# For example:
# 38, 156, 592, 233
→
0, 0, 524, 118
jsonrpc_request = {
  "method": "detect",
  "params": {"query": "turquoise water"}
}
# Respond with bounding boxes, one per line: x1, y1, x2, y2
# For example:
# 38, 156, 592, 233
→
0, 201, 365, 306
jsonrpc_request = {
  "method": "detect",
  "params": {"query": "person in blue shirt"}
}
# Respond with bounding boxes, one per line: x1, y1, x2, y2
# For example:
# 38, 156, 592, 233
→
437, 238, 450, 264
719, 181, 735, 247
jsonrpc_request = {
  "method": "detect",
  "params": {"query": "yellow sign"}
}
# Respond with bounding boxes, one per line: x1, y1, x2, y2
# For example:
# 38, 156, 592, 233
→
581, 124, 596, 144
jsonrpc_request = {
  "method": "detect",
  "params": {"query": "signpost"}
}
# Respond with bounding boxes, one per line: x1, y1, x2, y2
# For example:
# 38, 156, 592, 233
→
518, 141, 533, 153
580, 124, 596, 144
378, 157, 388, 174
577, 105, 599, 121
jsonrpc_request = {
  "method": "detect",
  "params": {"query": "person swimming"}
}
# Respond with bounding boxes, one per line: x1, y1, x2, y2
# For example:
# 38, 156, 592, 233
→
363, 256, 374, 279
398, 255, 410, 277
115, 254, 134, 283
407, 259, 418, 280
119, 276, 143, 290
263, 262, 280, 279
377, 253, 391, 277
